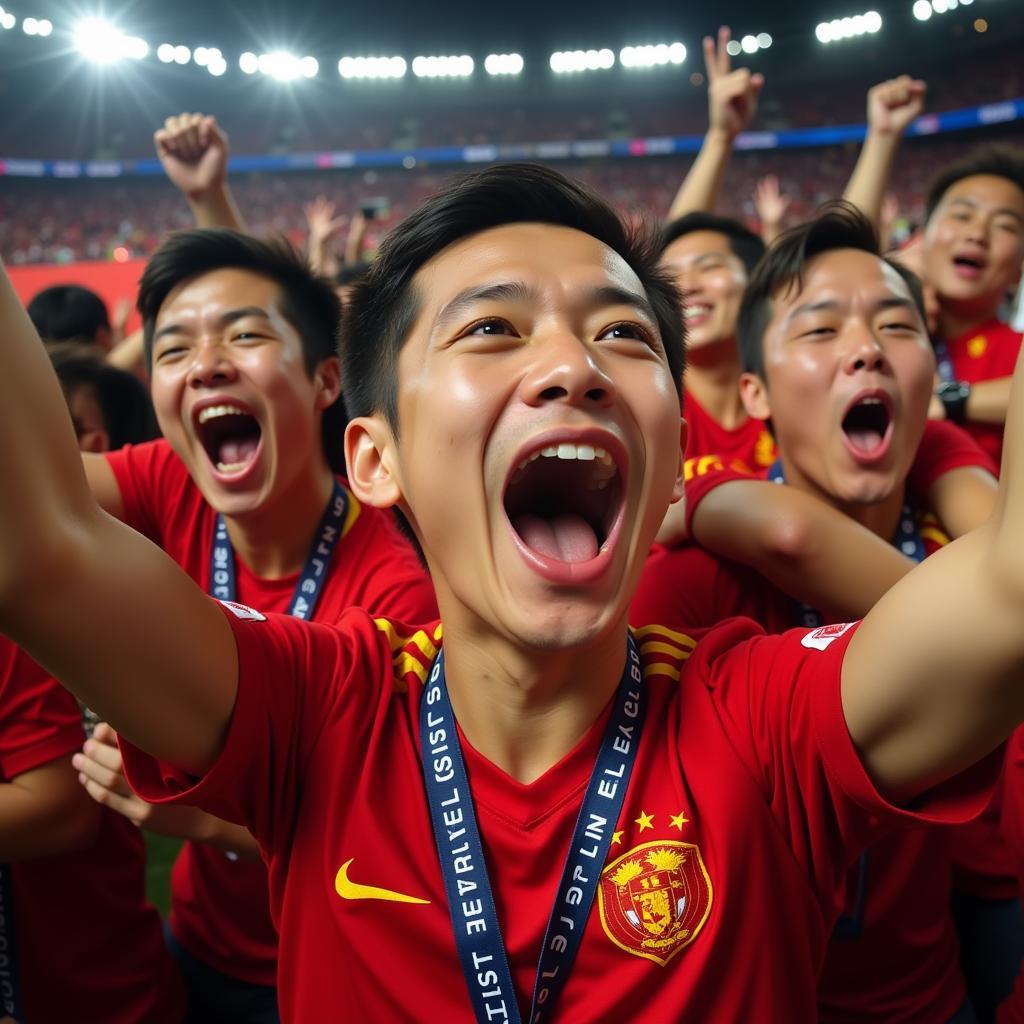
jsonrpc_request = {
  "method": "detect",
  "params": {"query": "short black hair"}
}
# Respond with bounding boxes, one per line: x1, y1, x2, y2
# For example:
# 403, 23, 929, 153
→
925, 143, 1024, 222
661, 212, 766, 275
48, 348, 160, 449
737, 201, 927, 381
341, 163, 684, 435
27, 285, 110, 344
137, 229, 347, 471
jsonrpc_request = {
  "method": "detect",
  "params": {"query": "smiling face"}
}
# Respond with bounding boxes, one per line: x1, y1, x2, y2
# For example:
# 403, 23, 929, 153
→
349, 223, 684, 651
741, 249, 935, 509
659, 230, 747, 355
149, 268, 339, 518
923, 174, 1024, 322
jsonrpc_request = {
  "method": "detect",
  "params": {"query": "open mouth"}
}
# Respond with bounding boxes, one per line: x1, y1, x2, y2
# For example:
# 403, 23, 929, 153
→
503, 442, 623, 565
952, 254, 986, 277
841, 394, 893, 458
683, 303, 712, 322
195, 403, 263, 475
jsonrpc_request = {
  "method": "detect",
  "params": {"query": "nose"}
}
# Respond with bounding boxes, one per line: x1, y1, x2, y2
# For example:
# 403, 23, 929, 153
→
519, 329, 616, 410
186, 339, 239, 389
842, 323, 890, 376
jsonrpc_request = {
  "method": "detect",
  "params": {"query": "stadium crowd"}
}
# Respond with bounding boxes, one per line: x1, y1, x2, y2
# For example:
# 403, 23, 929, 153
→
1, 20, 1024, 1024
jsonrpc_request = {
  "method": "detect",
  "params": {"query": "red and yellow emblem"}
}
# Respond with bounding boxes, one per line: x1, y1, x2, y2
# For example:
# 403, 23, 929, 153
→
598, 841, 712, 966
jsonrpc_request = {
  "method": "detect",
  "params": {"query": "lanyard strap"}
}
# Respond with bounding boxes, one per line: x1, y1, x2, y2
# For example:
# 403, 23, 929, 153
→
421, 637, 645, 1024
933, 338, 955, 385
209, 480, 348, 619
0, 863, 22, 1020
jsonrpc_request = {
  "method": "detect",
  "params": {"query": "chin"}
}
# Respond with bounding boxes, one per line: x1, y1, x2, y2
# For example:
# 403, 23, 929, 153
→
508, 599, 621, 652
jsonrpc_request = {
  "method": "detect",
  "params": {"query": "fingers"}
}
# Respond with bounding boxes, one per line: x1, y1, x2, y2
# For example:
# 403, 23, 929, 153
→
154, 112, 209, 161
92, 720, 119, 746
79, 774, 144, 823
703, 26, 731, 81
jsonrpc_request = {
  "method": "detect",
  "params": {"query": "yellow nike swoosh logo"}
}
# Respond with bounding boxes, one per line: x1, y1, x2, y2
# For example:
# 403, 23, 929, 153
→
335, 859, 431, 905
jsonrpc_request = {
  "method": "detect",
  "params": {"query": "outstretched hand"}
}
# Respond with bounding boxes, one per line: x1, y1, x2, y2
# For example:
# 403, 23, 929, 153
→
304, 196, 348, 248
866, 76, 926, 137
704, 27, 764, 139
154, 112, 230, 199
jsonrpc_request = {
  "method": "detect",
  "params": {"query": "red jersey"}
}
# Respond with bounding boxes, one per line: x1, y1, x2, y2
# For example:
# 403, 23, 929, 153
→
997, 731, 1024, 1024
940, 316, 1023, 466
633, 499, 966, 1022
106, 439, 438, 986
0, 637, 184, 1023
682, 391, 776, 477
121, 605, 999, 1023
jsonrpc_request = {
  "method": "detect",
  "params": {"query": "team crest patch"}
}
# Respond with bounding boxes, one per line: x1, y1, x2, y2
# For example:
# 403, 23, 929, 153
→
800, 620, 854, 651
598, 841, 712, 966
218, 600, 266, 622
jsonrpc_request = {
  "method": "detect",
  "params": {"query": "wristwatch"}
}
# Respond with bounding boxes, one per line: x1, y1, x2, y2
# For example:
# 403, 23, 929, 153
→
936, 380, 971, 424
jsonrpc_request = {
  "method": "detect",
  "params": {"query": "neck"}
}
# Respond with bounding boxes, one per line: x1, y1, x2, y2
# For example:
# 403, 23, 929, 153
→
781, 455, 907, 542
439, 618, 629, 784
684, 340, 747, 430
938, 304, 997, 343
223, 458, 336, 579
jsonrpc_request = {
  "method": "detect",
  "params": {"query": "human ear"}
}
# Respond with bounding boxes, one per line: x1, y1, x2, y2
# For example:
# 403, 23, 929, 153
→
344, 415, 403, 509
314, 357, 343, 411
739, 373, 771, 421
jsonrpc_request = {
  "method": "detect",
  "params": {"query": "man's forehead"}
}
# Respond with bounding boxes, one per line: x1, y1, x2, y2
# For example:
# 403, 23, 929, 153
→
776, 249, 909, 309
413, 222, 644, 304
662, 230, 733, 262
158, 267, 280, 320
944, 174, 1024, 212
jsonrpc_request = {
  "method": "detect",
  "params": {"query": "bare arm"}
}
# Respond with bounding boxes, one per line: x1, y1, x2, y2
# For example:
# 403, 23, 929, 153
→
843, 76, 926, 232
925, 465, 998, 538
0, 758, 99, 860
105, 327, 145, 375
843, 340, 1024, 802
76, 724, 260, 861
691, 479, 916, 620
666, 27, 763, 221
155, 113, 246, 232
344, 211, 369, 268
0, 261, 237, 775
304, 196, 346, 277
931, 377, 1014, 427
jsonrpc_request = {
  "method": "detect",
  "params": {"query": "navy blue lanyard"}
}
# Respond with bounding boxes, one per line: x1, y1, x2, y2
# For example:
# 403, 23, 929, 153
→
933, 338, 955, 384
767, 460, 925, 630
421, 636, 645, 1024
208, 480, 348, 619
0, 863, 22, 1020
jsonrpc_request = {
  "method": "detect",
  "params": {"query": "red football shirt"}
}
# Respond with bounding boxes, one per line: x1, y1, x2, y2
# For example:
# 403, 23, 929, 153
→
121, 605, 998, 1023
0, 637, 185, 1023
632, 504, 965, 1022
682, 392, 777, 476
106, 439, 438, 986
940, 317, 1023, 466
997, 730, 1024, 1024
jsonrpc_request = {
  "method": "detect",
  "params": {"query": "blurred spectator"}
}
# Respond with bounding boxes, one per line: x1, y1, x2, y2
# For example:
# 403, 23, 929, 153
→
27, 284, 112, 348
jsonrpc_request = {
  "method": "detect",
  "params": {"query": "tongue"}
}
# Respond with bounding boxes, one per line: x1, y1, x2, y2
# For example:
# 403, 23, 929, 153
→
846, 429, 884, 454
513, 513, 599, 563
217, 437, 259, 467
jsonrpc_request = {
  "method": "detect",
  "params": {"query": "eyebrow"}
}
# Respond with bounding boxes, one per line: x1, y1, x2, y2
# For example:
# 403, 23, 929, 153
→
785, 295, 919, 325
153, 306, 273, 343
948, 196, 1024, 226
434, 280, 658, 333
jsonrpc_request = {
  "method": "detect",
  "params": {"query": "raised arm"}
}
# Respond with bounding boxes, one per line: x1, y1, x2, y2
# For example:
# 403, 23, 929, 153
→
843, 76, 926, 233
304, 196, 346, 277
155, 113, 246, 232
0, 263, 237, 774
752, 175, 791, 246
844, 340, 1024, 802
665, 27, 764, 221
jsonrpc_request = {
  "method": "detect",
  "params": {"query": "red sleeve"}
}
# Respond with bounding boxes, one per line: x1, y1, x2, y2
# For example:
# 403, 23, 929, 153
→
120, 602, 395, 855
632, 543, 746, 631
699, 619, 1002, 900
0, 638, 84, 780
103, 439, 191, 541
683, 463, 763, 538
907, 419, 998, 498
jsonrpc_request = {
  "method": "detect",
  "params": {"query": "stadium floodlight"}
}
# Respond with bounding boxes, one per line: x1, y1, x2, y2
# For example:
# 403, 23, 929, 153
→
484, 53, 524, 75
619, 42, 685, 69
411, 54, 474, 78
157, 43, 174, 62
815, 9, 882, 42
22, 16, 37, 34
0, 8, 13, 31
73, 17, 149, 63
208, 56, 227, 77
549, 48, 614, 73
173, 45, 191, 65
338, 55, 407, 79
757, 32, 773, 48
239, 52, 259, 74
725, 39, 742, 56
741, 34, 758, 53
300, 56, 318, 78
912, 0, 932, 17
